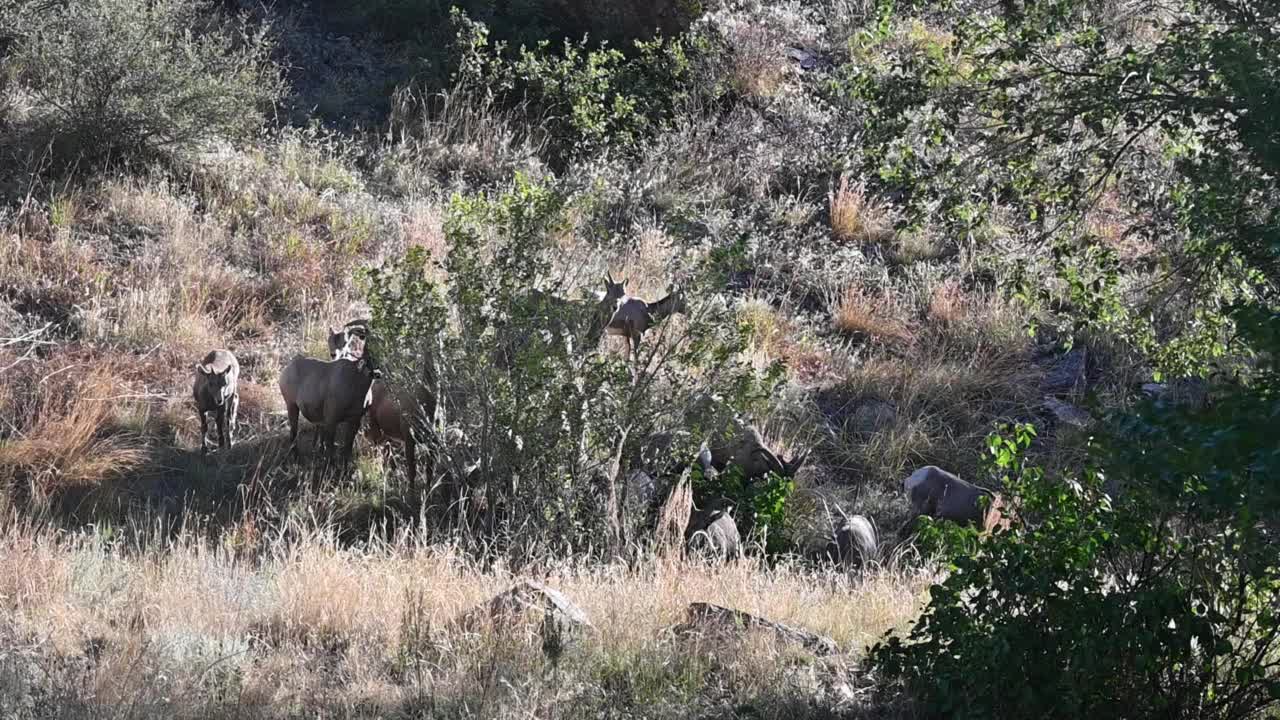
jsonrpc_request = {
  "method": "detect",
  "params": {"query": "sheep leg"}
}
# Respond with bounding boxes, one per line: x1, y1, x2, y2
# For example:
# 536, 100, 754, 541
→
227, 393, 239, 449
199, 410, 209, 455
339, 422, 358, 477
287, 403, 301, 459
405, 435, 417, 491
215, 405, 228, 450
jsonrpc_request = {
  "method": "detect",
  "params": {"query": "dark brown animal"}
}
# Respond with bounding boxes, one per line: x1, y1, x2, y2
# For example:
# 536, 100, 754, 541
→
279, 336, 381, 472
192, 349, 239, 454
904, 465, 997, 526
699, 424, 808, 482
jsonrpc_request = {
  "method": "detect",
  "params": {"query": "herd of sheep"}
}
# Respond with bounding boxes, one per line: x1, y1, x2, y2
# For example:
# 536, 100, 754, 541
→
192, 277, 1009, 564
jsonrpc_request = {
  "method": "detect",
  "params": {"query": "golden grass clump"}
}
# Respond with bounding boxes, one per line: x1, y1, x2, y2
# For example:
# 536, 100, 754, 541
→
832, 285, 915, 345
829, 174, 896, 245
0, 362, 149, 497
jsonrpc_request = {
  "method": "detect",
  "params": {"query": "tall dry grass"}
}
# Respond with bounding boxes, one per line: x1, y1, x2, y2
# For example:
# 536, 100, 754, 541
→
829, 175, 896, 245
0, 518, 936, 719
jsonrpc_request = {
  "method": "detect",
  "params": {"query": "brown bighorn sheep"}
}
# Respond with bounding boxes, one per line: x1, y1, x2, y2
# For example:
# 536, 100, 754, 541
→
903, 465, 999, 526
279, 335, 381, 472
686, 496, 741, 560
363, 380, 438, 489
698, 425, 808, 482
604, 284, 687, 358
193, 349, 239, 455
493, 275, 627, 366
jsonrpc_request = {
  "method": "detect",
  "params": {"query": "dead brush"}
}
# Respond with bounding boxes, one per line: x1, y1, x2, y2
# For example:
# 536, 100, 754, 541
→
0, 363, 148, 498
828, 174, 896, 245
832, 285, 915, 345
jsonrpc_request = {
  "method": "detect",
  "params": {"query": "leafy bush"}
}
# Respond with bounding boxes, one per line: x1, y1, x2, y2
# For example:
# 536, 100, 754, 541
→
360, 173, 777, 556
872, 409, 1280, 720
458, 14, 705, 163
691, 462, 795, 554
5, 0, 284, 164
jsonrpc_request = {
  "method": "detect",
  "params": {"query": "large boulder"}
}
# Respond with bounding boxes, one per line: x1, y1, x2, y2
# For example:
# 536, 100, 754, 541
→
450, 580, 593, 655
1040, 348, 1088, 396
672, 603, 839, 656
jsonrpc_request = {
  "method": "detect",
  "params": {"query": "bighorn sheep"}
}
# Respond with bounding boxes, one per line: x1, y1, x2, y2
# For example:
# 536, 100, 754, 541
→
604, 285, 687, 358
830, 511, 879, 569
686, 496, 741, 560
903, 465, 999, 526
328, 319, 370, 359
279, 335, 381, 472
363, 380, 437, 489
493, 275, 627, 366
192, 349, 239, 455
698, 424, 808, 482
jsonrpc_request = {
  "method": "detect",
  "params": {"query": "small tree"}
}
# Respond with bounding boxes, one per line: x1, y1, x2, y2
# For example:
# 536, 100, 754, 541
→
6, 0, 284, 163
360, 173, 778, 558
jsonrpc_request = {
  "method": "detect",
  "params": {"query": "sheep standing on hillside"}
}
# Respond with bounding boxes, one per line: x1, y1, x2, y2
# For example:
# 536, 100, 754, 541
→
903, 465, 999, 526
604, 284, 687, 359
193, 349, 240, 455
280, 335, 381, 474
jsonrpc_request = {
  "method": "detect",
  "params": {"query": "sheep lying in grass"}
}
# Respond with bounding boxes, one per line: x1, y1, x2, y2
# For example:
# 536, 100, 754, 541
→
604, 284, 687, 358
193, 349, 239, 455
280, 335, 381, 473
904, 465, 1000, 527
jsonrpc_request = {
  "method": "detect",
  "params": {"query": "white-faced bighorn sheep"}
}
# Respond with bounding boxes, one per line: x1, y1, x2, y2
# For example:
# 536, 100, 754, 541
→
279, 335, 381, 472
604, 284, 687, 359
193, 349, 240, 455
327, 319, 370, 359
903, 465, 1002, 527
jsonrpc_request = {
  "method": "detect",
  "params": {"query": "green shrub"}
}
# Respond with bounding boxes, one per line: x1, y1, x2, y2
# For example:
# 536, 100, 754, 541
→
6, 0, 284, 164
872, 412, 1280, 720
359, 173, 776, 556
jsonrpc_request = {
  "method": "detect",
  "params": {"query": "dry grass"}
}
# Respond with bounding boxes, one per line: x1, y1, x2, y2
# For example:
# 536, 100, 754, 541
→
0, 362, 149, 501
0, 519, 936, 719
832, 285, 915, 345
829, 175, 896, 245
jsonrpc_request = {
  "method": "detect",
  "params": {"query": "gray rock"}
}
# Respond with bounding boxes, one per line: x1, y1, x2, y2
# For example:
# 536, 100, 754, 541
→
1042, 396, 1093, 428
849, 399, 897, 434
1041, 348, 1088, 396
672, 602, 839, 656
450, 580, 593, 653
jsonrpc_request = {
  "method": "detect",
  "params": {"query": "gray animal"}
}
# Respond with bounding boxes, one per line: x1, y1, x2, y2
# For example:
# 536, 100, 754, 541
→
686, 497, 741, 560
604, 285, 687, 358
830, 512, 879, 569
279, 335, 381, 472
327, 319, 370, 359
193, 349, 240, 455
904, 465, 996, 526
699, 424, 808, 482
494, 276, 627, 366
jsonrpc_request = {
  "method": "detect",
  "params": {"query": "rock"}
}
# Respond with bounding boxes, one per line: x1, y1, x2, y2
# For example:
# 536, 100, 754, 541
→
1041, 348, 1088, 396
672, 602, 839, 656
786, 46, 830, 71
450, 580, 593, 645
1042, 396, 1092, 428
623, 469, 658, 514
1141, 378, 1209, 410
